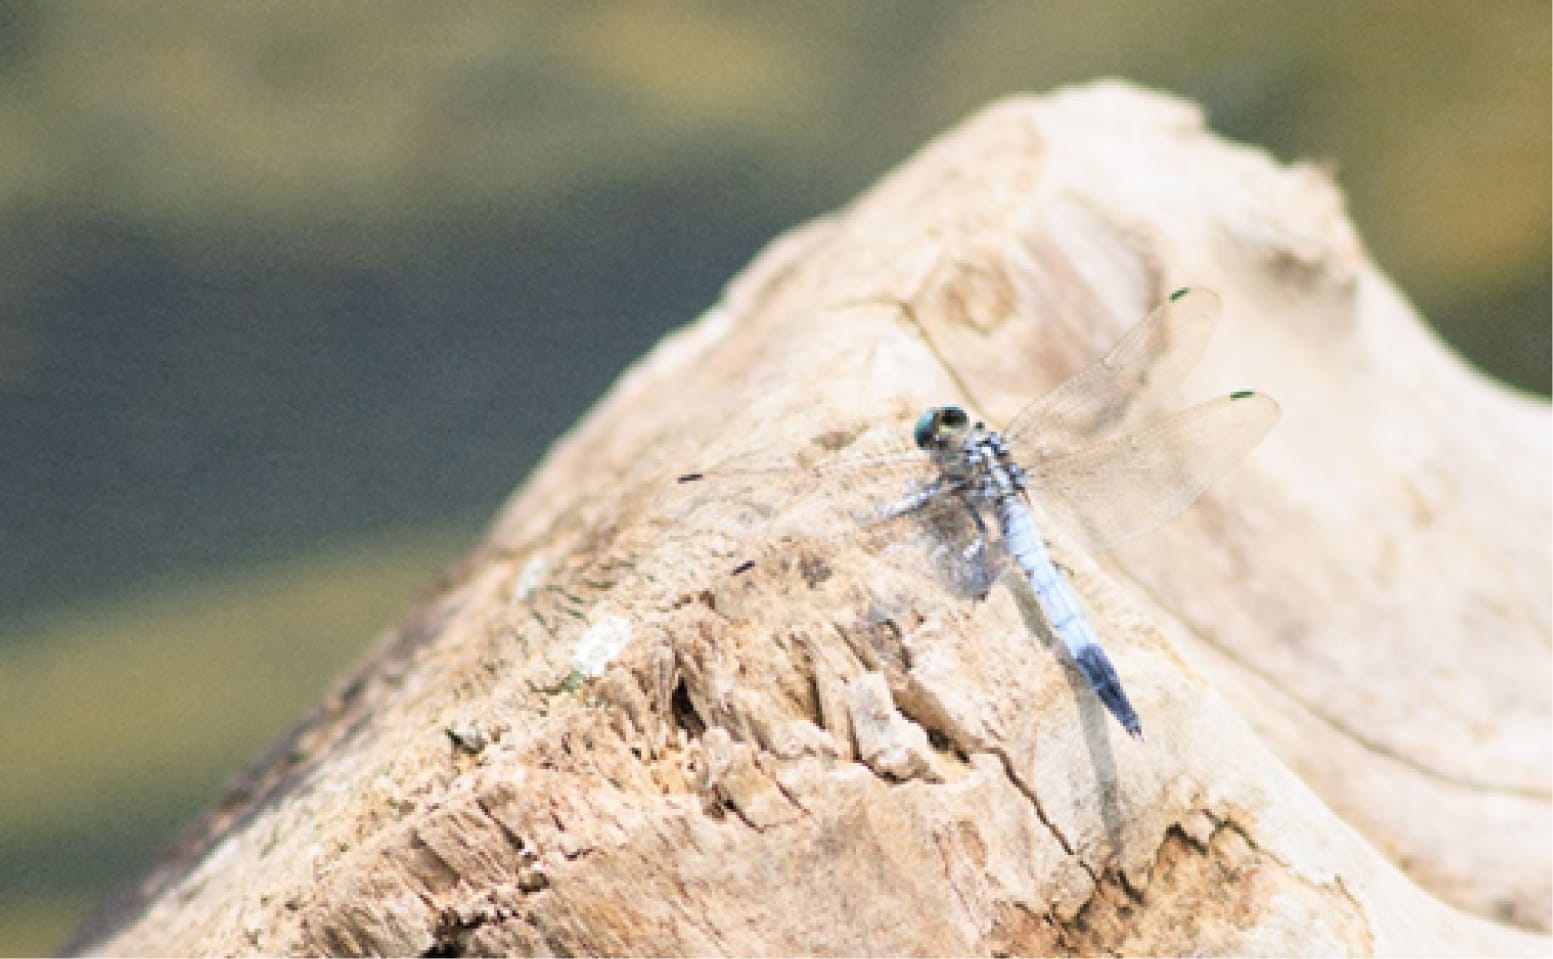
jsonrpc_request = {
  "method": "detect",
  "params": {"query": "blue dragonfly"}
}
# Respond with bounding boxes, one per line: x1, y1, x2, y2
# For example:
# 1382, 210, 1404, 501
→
675, 288, 1279, 741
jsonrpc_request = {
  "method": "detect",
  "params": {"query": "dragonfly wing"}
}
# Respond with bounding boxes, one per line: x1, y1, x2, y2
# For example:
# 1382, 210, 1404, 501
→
668, 442, 929, 549
1003, 287, 1222, 457
677, 465, 998, 627
1026, 390, 1279, 554
855, 489, 1006, 607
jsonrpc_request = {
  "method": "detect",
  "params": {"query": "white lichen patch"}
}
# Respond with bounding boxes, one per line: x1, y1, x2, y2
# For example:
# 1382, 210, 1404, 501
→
572, 612, 632, 678
512, 553, 548, 602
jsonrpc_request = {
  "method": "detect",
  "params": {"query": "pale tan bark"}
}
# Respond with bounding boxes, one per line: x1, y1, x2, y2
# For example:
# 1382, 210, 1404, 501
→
76, 81, 1549, 957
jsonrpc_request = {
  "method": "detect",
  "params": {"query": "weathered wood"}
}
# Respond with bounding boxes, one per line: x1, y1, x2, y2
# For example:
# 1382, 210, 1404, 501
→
75, 81, 1549, 957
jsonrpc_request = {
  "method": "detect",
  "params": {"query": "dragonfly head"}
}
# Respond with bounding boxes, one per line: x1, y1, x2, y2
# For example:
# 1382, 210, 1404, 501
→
913, 405, 972, 450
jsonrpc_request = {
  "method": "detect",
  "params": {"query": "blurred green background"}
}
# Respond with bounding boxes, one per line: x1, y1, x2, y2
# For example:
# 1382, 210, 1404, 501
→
0, 3, 1546, 953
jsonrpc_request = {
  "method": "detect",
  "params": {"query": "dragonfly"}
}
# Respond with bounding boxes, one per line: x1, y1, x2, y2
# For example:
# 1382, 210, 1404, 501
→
675, 287, 1279, 742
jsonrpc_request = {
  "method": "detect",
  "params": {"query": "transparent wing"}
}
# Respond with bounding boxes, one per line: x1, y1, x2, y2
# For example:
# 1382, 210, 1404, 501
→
858, 487, 1007, 605
722, 492, 1002, 624
1003, 287, 1221, 457
1026, 390, 1279, 554
667, 442, 932, 549
667, 447, 1000, 626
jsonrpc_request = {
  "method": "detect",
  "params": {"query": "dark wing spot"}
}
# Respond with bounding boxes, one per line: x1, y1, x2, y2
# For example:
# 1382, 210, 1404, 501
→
678, 472, 705, 483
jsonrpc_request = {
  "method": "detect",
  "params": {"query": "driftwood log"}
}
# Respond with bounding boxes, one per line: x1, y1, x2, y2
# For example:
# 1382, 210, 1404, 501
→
74, 81, 1549, 957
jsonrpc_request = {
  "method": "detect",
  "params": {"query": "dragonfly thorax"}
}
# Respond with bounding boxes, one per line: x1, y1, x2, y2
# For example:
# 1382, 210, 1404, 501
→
913, 405, 1027, 503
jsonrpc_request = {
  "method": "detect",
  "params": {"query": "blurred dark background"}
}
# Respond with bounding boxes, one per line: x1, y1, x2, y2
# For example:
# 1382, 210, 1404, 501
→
0, 3, 1546, 952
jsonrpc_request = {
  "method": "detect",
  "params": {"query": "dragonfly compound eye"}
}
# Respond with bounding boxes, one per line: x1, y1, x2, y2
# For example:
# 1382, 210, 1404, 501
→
913, 405, 971, 449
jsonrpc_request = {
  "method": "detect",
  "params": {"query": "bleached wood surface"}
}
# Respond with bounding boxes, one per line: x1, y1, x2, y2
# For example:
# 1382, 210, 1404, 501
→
75, 81, 1549, 957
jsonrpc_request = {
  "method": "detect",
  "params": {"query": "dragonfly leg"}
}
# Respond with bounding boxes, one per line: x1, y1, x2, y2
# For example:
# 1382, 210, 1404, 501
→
873, 476, 951, 521
954, 490, 999, 601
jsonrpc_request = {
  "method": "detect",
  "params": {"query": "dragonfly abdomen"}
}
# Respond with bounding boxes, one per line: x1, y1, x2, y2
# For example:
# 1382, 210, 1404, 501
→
995, 494, 1144, 741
